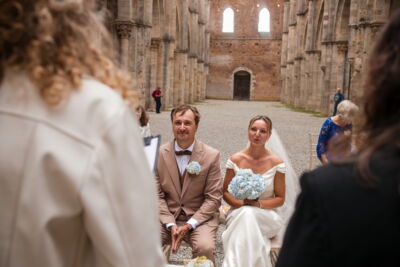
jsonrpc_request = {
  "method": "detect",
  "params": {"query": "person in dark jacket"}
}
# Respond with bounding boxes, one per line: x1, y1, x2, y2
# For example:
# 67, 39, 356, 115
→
332, 88, 345, 115
276, 11, 400, 267
152, 87, 163, 113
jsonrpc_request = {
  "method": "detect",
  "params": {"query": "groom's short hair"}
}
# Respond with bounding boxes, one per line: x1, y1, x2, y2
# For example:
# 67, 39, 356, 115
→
170, 105, 201, 125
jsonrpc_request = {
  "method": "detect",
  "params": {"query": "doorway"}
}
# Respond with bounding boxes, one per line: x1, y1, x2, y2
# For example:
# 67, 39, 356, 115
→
233, 71, 250, 100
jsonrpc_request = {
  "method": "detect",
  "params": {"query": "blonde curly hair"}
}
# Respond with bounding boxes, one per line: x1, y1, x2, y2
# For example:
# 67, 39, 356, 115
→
0, 0, 131, 105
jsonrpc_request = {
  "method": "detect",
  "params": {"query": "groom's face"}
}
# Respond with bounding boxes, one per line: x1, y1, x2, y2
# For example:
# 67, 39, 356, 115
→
172, 110, 198, 146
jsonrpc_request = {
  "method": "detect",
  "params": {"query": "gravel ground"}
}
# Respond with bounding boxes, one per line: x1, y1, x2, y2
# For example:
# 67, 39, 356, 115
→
149, 99, 325, 266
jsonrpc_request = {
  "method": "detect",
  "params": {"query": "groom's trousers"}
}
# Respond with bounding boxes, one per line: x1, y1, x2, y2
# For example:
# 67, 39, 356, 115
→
161, 217, 218, 263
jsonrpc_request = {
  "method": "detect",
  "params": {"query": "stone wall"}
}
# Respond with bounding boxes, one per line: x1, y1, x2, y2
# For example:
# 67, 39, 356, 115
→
103, 0, 212, 110
280, 0, 400, 115
207, 0, 284, 101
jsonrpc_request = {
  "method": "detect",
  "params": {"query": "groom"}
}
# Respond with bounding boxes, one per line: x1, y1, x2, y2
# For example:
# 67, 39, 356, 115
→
156, 104, 222, 263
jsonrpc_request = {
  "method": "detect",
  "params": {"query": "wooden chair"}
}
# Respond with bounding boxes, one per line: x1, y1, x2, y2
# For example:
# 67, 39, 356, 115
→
308, 133, 321, 170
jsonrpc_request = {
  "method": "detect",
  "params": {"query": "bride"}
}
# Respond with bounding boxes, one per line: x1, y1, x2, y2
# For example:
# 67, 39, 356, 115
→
222, 115, 299, 267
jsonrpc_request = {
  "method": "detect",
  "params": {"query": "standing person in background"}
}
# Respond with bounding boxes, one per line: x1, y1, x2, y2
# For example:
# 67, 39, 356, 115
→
316, 100, 358, 163
136, 105, 152, 137
332, 88, 345, 115
276, 11, 400, 267
152, 86, 163, 113
0, 1, 164, 266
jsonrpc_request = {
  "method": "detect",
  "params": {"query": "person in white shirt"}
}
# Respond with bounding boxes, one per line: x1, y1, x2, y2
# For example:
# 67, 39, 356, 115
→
0, 1, 164, 266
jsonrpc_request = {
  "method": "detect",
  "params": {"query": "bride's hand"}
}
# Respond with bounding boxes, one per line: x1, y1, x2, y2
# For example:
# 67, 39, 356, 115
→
243, 199, 261, 208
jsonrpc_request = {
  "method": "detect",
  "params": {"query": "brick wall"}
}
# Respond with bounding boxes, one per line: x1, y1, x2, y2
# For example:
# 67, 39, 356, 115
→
207, 0, 284, 100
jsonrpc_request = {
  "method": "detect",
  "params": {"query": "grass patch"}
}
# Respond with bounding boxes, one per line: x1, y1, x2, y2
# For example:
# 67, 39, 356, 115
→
283, 104, 325, 117
272, 103, 285, 108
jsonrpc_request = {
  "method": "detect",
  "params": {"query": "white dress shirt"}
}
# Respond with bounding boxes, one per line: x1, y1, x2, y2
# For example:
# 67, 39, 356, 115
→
174, 141, 195, 175
166, 141, 199, 229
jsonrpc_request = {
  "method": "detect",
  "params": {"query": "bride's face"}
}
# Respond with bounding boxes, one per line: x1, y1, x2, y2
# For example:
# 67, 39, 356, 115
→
248, 119, 271, 146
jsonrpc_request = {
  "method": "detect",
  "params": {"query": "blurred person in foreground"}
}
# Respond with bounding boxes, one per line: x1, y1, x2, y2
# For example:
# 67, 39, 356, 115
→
276, 11, 400, 267
316, 100, 358, 163
0, 0, 164, 266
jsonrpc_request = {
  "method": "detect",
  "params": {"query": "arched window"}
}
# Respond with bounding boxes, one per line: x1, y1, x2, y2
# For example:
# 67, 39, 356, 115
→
222, 8, 234, 33
258, 8, 270, 32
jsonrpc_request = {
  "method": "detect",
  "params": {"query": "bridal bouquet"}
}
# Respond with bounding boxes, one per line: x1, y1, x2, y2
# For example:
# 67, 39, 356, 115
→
228, 169, 266, 200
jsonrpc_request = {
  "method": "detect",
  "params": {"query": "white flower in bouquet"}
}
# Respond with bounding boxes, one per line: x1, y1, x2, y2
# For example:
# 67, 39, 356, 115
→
228, 169, 266, 200
186, 161, 201, 175
184, 256, 214, 267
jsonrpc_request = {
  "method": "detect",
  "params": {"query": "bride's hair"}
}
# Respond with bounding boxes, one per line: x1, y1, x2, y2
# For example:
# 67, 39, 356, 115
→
0, 0, 130, 105
248, 115, 272, 133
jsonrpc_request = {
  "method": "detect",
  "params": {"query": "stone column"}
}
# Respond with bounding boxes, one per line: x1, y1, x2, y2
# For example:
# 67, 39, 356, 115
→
295, 2, 307, 108
149, 38, 161, 111
280, 0, 290, 103
188, 3, 199, 103
336, 41, 348, 98
115, 20, 134, 68
188, 54, 197, 103
173, 50, 187, 106
133, 22, 152, 105
287, 0, 298, 106
305, 0, 316, 51
161, 36, 174, 109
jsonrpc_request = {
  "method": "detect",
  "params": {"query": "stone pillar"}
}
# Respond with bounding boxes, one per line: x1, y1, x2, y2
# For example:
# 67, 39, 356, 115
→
188, 55, 197, 103
173, 50, 187, 106
115, 20, 134, 68
188, 2, 199, 103
280, 0, 290, 103
336, 41, 348, 97
295, 2, 307, 108
305, 0, 316, 51
133, 22, 152, 105
287, 0, 298, 106
149, 38, 161, 111
184, 54, 191, 103
161, 36, 174, 109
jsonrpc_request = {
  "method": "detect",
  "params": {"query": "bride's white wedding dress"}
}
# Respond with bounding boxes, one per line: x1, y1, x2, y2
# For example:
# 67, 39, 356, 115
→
222, 159, 286, 267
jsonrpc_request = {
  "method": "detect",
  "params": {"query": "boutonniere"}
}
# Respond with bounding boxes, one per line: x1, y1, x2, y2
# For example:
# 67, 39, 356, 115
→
186, 161, 201, 175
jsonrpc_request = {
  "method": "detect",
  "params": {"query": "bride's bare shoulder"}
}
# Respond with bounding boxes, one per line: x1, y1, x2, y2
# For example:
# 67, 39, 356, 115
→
267, 151, 284, 165
230, 151, 246, 165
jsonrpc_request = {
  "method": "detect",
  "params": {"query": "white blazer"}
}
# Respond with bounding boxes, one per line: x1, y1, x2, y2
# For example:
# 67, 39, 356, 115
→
0, 72, 165, 267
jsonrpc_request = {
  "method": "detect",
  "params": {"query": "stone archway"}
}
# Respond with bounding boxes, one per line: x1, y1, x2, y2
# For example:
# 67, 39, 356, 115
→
233, 70, 251, 100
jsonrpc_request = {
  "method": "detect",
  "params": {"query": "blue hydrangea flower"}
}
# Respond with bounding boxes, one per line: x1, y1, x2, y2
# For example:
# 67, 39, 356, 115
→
228, 169, 266, 200
186, 161, 201, 175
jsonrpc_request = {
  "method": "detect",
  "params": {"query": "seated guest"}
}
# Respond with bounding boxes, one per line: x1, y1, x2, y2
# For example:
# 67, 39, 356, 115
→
0, 1, 164, 266
316, 100, 358, 163
136, 105, 152, 137
276, 11, 400, 267
156, 105, 222, 265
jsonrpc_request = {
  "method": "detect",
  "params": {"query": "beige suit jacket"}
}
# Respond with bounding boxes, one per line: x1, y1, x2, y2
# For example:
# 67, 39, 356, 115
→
156, 140, 222, 226
0, 72, 165, 267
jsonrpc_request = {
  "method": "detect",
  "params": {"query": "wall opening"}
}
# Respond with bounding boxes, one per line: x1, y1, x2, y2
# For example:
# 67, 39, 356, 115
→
233, 71, 251, 100
222, 8, 234, 32
258, 8, 270, 32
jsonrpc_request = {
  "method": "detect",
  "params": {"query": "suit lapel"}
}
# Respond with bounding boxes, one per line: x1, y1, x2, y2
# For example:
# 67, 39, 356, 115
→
181, 140, 203, 198
164, 141, 182, 196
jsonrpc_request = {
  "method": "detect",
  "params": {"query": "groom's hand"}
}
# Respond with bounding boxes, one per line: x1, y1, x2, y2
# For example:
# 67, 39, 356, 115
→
170, 225, 179, 253
172, 224, 191, 253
